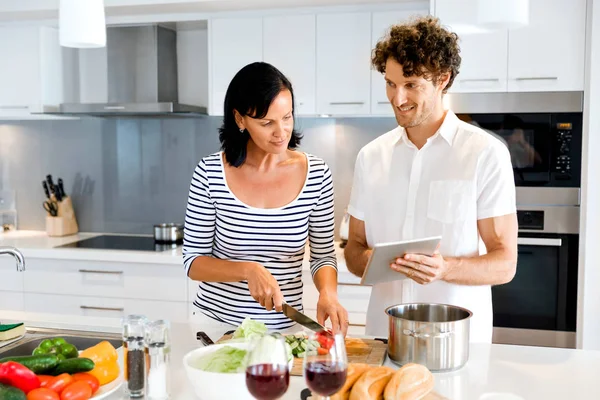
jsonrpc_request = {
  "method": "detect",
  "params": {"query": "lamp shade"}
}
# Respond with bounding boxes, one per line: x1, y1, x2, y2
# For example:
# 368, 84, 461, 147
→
59, 0, 106, 48
477, 0, 529, 30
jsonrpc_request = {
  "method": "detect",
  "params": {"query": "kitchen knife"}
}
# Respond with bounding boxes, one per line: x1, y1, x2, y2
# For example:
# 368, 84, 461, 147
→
196, 331, 214, 346
57, 178, 66, 198
282, 303, 328, 333
42, 181, 51, 199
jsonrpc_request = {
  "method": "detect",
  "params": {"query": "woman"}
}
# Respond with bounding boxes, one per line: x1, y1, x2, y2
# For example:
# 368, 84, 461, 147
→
183, 62, 348, 335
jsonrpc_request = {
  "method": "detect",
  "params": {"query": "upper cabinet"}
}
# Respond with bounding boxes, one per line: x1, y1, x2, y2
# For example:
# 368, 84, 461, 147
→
263, 14, 316, 115
436, 0, 586, 93
316, 12, 372, 115
209, 17, 263, 116
507, 0, 586, 92
0, 26, 70, 119
371, 9, 429, 115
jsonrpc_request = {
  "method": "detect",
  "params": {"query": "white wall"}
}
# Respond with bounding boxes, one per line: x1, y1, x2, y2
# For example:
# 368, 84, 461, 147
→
577, 0, 600, 350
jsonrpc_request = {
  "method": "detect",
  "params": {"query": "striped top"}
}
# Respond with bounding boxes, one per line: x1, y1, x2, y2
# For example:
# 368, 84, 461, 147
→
183, 151, 337, 330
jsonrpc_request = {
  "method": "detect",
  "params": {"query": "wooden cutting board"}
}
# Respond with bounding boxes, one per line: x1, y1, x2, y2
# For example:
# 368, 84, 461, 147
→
216, 334, 387, 376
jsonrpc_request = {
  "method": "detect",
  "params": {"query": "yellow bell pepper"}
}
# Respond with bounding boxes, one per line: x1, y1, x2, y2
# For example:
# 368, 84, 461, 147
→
80, 341, 120, 385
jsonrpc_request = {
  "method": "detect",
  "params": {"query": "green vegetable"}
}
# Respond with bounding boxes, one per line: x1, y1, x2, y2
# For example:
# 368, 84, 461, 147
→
49, 358, 95, 375
0, 355, 59, 374
192, 346, 248, 373
32, 337, 78, 359
232, 318, 268, 342
0, 382, 26, 400
284, 333, 319, 357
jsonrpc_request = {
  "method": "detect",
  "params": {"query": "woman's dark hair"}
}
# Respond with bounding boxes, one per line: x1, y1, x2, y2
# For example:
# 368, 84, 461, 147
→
219, 62, 302, 167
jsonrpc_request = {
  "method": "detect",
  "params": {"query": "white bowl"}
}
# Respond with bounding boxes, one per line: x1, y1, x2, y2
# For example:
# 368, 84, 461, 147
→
182, 342, 293, 400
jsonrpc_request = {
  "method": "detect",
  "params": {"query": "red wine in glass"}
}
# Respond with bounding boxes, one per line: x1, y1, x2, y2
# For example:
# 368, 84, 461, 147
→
246, 363, 290, 400
305, 361, 348, 396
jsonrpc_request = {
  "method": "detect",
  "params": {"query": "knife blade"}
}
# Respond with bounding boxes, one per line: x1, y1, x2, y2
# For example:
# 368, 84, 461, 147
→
282, 303, 327, 333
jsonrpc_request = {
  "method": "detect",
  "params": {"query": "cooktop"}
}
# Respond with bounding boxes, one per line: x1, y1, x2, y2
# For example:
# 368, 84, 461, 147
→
57, 235, 180, 252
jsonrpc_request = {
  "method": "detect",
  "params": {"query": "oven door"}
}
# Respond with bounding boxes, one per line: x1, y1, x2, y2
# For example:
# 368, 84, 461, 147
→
492, 233, 579, 348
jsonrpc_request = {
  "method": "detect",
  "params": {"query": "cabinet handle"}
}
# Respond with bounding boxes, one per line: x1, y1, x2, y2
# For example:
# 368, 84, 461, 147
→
0, 105, 28, 110
514, 77, 558, 81
79, 269, 124, 275
377, 101, 390, 105
103, 106, 126, 110
329, 102, 365, 105
518, 237, 562, 247
460, 78, 500, 82
80, 305, 124, 312
338, 282, 371, 287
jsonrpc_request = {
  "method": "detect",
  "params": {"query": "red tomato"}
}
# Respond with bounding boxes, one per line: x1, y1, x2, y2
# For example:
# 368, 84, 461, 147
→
60, 381, 93, 400
37, 375, 54, 388
315, 331, 334, 350
317, 347, 329, 355
71, 373, 100, 395
27, 388, 60, 400
45, 373, 74, 394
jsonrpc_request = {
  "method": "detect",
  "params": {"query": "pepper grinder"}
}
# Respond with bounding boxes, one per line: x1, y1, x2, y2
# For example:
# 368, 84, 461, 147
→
122, 315, 148, 398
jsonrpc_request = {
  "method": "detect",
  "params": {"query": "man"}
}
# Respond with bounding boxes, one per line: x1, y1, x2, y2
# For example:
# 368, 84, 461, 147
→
344, 16, 518, 342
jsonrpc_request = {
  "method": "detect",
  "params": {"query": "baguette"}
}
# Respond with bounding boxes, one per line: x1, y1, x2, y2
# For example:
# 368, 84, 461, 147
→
383, 363, 435, 400
330, 363, 373, 400
349, 366, 395, 400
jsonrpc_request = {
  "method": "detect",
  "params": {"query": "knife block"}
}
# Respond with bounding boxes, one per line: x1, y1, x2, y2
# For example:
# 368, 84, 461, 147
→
46, 196, 79, 237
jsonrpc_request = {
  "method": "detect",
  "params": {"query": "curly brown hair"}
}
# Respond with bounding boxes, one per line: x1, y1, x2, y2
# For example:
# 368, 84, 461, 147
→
372, 16, 461, 93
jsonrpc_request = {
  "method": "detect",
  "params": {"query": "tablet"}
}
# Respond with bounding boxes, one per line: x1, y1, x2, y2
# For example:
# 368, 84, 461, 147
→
360, 236, 442, 285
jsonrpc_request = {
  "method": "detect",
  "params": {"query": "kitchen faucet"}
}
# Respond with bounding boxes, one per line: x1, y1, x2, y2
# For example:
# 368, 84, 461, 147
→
0, 247, 25, 271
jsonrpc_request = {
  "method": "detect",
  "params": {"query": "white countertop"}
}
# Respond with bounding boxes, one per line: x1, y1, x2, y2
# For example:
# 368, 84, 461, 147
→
0, 230, 359, 283
1, 310, 600, 400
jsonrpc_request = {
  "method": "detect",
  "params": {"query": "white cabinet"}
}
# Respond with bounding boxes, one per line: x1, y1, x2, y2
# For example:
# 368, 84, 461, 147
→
0, 26, 69, 119
316, 12, 372, 115
507, 0, 586, 92
209, 18, 263, 116
371, 9, 429, 115
436, 0, 586, 93
263, 14, 316, 115
451, 30, 508, 93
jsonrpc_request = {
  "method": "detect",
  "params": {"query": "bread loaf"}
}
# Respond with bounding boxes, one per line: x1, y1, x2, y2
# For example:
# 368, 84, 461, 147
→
349, 366, 395, 400
383, 363, 434, 400
330, 363, 373, 400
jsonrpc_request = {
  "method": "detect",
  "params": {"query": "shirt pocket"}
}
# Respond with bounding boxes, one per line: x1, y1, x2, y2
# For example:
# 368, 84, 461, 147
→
427, 180, 474, 224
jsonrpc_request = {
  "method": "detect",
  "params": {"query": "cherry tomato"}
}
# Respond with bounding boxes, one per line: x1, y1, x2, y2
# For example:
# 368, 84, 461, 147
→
60, 381, 93, 400
71, 373, 100, 395
37, 375, 54, 388
27, 388, 60, 400
46, 373, 74, 394
315, 331, 334, 350
317, 347, 329, 355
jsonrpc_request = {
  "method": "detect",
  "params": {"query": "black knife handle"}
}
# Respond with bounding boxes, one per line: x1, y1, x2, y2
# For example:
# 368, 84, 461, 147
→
196, 331, 214, 346
57, 178, 66, 198
42, 181, 51, 199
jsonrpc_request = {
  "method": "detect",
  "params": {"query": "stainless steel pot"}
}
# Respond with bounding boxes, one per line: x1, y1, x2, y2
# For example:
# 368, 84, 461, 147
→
385, 303, 472, 371
153, 223, 184, 243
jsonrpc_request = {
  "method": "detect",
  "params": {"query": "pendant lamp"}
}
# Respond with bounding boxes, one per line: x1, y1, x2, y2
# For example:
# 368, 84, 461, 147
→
59, 0, 106, 48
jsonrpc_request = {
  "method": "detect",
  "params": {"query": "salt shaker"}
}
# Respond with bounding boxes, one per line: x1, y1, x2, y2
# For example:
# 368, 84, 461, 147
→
145, 319, 171, 400
122, 314, 148, 398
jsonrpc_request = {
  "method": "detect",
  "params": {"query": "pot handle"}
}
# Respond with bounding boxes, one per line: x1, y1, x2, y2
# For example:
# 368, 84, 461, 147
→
402, 329, 453, 339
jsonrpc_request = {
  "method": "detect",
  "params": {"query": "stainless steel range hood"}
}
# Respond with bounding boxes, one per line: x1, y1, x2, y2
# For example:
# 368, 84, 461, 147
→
56, 25, 206, 117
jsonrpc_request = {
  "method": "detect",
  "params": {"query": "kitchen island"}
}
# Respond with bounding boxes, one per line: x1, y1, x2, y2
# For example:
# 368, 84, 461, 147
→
1, 310, 599, 399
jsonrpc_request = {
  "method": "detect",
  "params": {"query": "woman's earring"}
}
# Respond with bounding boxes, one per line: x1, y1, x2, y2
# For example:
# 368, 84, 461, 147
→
239, 128, 244, 133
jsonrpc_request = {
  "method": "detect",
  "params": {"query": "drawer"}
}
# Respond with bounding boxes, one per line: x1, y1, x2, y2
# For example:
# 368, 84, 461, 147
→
0, 290, 24, 311
0, 259, 24, 292
24, 293, 188, 323
23, 259, 187, 302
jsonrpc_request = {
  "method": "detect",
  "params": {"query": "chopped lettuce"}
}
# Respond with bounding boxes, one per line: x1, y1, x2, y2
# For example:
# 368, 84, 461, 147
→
232, 317, 268, 341
192, 346, 248, 373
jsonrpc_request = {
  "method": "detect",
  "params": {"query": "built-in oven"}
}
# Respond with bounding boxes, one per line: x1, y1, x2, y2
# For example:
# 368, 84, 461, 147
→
452, 91, 583, 348
491, 205, 579, 348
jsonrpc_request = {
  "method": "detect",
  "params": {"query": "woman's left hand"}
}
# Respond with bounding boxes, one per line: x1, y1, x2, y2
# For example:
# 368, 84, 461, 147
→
316, 292, 349, 337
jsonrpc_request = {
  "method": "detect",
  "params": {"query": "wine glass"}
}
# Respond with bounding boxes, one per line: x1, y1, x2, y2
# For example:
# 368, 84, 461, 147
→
303, 331, 348, 400
245, 334, 290, 400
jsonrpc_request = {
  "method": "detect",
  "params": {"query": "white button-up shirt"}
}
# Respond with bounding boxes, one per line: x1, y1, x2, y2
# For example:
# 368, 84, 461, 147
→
348, 111, 516, 343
